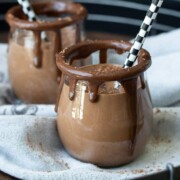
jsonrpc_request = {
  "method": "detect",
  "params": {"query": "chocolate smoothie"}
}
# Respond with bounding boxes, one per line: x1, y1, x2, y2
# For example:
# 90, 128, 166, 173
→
8, 26, 77, 103
6, 2, 87, 103
56, 40, 153, 167
57, 75, 152, 167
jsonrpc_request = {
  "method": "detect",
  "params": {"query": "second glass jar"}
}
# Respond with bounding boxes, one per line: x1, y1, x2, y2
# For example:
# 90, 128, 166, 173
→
6, 1, 87, 104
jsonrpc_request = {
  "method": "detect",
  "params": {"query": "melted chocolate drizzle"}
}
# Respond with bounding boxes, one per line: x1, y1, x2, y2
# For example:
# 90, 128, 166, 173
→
54, 29, 62, 80
33, 31, 42, 67
9, 27, 15, 42
140, 74, 146, 89
88, 81, 101, 102
121, 78, 138, 154
100, 49, 107, 64
54, 30, 62, 56
55, 74, 65, 112
76, 22, 81, 43
69, 78, 78, 100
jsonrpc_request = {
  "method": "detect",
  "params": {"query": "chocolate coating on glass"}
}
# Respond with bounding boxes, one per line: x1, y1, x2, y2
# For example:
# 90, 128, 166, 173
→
56, 40, 151, 107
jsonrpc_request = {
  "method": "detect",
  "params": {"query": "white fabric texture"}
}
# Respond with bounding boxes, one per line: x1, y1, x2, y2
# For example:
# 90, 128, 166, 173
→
0, 29, 180, 179
144, 29, 180, 106
1, 108, 180, 180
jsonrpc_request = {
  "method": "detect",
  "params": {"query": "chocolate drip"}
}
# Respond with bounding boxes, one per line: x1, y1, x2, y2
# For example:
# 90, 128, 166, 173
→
100, 49, 107, 64
76, 22, 81, 43
33, 31, 42, 68
69, 78, 78, 100
66, 78, 102, 102
140, 74, 146, 89
54, 30, 62, 55
55, 74, 65, 112
9, 27, 15, 42
88, 82, 101, 102
54, 30, 62, 81
7, 27, 15, 52
75, 22, 85, 66
121, 78, 138, 155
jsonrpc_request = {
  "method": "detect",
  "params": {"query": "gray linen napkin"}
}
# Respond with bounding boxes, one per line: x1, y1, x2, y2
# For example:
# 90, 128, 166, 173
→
0, 108, 180, 180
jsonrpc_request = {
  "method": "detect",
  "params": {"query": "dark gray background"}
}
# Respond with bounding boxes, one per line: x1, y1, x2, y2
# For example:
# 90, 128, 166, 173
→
0, 0, 179, 36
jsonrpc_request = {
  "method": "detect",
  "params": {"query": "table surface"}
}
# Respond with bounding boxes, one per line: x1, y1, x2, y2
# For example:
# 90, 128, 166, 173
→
0, 31, 131, 180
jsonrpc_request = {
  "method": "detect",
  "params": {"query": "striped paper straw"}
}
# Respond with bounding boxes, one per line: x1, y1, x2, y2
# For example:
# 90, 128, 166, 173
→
123, 0, 164, 68
17, 0, 47, 41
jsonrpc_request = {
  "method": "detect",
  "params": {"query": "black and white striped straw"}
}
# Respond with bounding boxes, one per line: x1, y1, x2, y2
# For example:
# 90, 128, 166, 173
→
17, 0, 47, 40
123, 0, 164, 68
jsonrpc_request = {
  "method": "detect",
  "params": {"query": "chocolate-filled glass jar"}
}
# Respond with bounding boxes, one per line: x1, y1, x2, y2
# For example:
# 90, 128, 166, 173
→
56, 40, 153, 167
6, 1, 87, 104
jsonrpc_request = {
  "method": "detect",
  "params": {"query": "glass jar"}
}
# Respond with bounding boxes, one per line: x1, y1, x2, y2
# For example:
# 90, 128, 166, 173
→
55, 40, 153, 167
6, 1, 87, 104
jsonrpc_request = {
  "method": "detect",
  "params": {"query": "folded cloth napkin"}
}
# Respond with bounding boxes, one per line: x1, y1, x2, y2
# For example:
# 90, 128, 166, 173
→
146, 51, 180, 107
144, 29, 180, 107
144, 29, 180, 58
0, 108, 180, 180
0, 105, 56, 116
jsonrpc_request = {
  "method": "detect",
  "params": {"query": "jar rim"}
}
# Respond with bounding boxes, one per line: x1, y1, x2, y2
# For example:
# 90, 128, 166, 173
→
5, 1, 87, 31
56, 40, 151, 81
